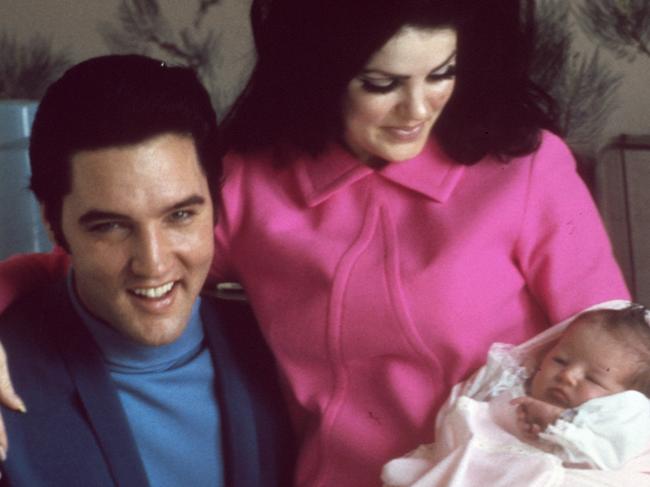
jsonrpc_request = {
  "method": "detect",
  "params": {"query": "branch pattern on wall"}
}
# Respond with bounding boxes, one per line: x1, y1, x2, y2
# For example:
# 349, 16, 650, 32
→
0, 34, 71, 100
531, 0, 624, 157
575, 0, 650, 62
98, 0, 233, 114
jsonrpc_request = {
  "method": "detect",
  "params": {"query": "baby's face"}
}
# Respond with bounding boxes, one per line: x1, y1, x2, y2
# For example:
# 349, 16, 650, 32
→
530, 318, 639, 408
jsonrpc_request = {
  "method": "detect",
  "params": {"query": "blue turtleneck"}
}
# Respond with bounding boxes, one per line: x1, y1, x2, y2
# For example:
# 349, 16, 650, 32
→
67, 276, 224, 487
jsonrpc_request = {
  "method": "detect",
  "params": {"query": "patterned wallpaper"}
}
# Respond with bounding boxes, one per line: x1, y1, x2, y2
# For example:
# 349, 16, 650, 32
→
531, 0, 650, 157
0, 0, 253, 117
0, 0, 649, 154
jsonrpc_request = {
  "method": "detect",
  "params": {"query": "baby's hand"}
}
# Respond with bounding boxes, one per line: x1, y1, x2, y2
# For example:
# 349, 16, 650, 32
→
510, 396, 565, 439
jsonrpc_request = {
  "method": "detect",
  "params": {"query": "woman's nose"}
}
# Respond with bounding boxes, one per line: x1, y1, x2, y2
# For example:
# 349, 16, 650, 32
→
399, 86, 430, 121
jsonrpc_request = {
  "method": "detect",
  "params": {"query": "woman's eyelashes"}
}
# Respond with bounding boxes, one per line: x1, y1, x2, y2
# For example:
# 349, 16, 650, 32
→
359, 65, 456, 94
360, 78, 399, 94
428, 64, 456, 81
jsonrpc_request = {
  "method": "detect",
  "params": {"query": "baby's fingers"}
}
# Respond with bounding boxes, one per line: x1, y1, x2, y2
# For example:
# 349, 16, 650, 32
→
518, 419, 540, 439
510, 396, 532, 407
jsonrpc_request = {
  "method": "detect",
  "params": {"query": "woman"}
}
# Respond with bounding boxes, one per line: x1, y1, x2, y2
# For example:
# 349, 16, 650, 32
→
0, 0, 630, 485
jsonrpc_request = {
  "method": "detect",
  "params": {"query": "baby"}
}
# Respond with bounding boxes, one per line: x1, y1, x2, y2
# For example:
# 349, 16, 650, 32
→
382, 303, 650, 486
513, 305, 650, 444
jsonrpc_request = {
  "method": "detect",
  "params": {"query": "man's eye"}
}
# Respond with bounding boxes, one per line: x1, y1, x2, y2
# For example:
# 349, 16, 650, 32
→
169, 209, 195, 222
553, 357, 567, 365
89, 222, 124, 233
360, 78, 399, 94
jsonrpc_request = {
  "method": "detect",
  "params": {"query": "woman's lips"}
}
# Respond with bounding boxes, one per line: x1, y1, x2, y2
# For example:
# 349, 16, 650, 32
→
384, 123, 426, 142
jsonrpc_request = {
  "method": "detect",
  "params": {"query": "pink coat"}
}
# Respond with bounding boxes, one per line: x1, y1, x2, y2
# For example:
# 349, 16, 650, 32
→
0, 131, 630, 486
212, 131, 629, 487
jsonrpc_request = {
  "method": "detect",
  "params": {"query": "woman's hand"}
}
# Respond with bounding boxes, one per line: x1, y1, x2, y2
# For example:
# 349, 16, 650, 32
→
0, 341, 26, 460
511, 396, 564, 440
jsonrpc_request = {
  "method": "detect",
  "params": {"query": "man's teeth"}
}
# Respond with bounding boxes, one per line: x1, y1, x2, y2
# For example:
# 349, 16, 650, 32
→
132, 282, 174, 298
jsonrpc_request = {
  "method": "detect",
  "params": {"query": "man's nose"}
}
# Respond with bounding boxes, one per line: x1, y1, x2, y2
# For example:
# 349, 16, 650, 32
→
130, 226, 170, 277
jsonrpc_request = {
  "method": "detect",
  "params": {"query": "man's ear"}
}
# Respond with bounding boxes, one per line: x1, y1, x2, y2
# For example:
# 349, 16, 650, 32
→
39, 203, 70, 252
38, 204, 57, 245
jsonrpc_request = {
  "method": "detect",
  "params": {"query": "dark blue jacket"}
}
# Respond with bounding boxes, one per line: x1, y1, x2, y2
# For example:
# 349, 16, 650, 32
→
0, 282, 295, 487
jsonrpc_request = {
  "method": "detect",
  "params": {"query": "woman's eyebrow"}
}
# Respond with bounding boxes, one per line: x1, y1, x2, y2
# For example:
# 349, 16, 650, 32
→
361, 50, 457, 78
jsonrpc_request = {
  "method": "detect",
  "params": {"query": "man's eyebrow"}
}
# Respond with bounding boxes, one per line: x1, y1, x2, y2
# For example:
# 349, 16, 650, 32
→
361, 50, 457, 78
78, 210, 128, 226
166, 195, 207, 212
78, 195, 207, 226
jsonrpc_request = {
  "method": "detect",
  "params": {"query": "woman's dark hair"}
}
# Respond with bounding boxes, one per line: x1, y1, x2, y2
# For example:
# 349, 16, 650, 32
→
29, 54, 220, 247
221, 0, 556, 164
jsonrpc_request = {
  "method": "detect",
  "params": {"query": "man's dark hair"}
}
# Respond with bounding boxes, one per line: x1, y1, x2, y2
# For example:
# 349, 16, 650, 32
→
29, 54, 219, 247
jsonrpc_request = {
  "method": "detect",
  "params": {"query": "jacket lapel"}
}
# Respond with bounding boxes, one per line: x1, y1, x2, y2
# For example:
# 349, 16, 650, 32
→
51, 283, 150, 487
201, 300, 262, 487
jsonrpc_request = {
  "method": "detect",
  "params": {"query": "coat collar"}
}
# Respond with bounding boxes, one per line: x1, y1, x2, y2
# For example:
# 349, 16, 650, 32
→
296, 138, 465, 207
201, 300, 263, 487
53, 284, 263, 487
52, 282, 150, 487
47, 282, 287, 487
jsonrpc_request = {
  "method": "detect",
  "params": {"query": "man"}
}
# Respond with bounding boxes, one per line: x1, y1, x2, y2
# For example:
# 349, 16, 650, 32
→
0, 55, 294, 486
